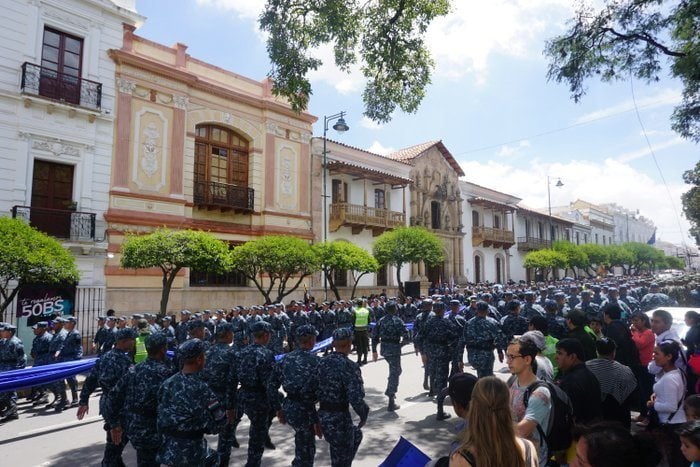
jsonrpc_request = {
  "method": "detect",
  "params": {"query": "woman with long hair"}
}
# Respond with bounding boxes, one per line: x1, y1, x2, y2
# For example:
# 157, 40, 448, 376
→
631, 311, 656, 426
450, 376, 537, 467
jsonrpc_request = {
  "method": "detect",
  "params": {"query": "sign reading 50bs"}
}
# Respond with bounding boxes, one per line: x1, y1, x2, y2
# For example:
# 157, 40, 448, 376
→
16, 283, 76, 326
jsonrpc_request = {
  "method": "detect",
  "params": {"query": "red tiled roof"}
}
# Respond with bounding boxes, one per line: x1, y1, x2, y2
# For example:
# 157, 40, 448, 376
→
387, 140, 465, 177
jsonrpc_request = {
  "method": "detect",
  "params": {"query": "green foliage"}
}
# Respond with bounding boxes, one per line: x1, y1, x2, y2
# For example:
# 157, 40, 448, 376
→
682, 160, 700, 246
0, 217, 80, 314
314, 240, 379, 300
230, 235, 320, 304
523, 249, 568, 280
259, 0, 451, 123
621, 241, 666, 273
120, 228, 231, 314
544, 0, 700, 142
606, 244, 637, 274
664, 255, 686, 269
373, 226, 443, 296
553, 240, 589, 277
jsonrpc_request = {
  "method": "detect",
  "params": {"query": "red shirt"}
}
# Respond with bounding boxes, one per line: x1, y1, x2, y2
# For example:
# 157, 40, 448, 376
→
631, 328, 655, 365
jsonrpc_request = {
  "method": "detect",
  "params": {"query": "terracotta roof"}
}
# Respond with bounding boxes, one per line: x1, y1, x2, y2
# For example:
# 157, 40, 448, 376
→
387, 140, 465, 177
326, 160, 412, 186
322, 138, 413, 166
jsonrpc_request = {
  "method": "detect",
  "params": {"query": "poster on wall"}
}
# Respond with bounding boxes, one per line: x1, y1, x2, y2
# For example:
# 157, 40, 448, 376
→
16, 283, 76, 327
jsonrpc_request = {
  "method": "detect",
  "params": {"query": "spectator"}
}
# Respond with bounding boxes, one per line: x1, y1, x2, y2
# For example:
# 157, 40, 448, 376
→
528, 315, 558, 374
521, 331, 554, 382
451, 376, 538, 467
565, 310, 597, 362
686, 395, 700, 421
570, 421, 661, 467
631, 311, 656, 425
602, 304, 639, 368
678, 420, 700, 467
555, 338, 603, 424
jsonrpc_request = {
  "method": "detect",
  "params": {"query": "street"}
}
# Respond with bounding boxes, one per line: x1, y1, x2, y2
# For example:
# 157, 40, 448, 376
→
0, 351, 512, 466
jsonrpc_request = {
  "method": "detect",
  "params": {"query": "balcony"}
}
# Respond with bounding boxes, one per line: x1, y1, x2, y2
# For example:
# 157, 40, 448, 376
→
329, 203, 405, 235
517, 236, 552, 251
194, 180, 254, 212
472, 226, 515, 249
21, 62, 102, 111
12, 205, 96, 241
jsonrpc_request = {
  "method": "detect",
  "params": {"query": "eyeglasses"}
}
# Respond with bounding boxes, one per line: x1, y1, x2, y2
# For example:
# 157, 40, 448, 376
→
506, 354, 524, 361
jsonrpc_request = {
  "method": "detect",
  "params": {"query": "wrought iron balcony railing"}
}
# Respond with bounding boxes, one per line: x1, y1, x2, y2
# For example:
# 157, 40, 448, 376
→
517, 236, 551, 251
329, 202, 405, 233
12, 205, 96, 241
21, 62, 102, 110
193, 180, 254, 212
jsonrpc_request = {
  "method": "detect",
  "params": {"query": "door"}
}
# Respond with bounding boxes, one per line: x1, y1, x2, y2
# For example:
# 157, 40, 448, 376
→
31, 160, 74, 238
40, 28, 83, 105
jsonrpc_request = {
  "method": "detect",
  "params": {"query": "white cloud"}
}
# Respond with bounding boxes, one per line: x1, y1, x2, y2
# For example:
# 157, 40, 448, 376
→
573, 88, 682, 124
360, 116, 383, 130
366, 141, 395, 156
458, 158, 691, 245
615, 136, 686, 163
195, 0, 264, 19
497, 140, 531, 157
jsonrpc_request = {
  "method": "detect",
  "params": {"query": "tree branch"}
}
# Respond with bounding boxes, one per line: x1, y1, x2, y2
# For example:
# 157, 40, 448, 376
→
602, 27, 686, 57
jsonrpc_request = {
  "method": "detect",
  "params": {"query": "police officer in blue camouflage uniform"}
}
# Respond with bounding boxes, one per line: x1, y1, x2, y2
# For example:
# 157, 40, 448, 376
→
413, 299, 434, 390
157, 339, 225, 466
460, 301, 506, 378
371, 301, 406, 412
29, 321, 52, 406
0, 323, 26, 421
268, 324, 322, 467
237, 320, 279, 466
48, 317, 69, 410
57, 316, 83, 406
103, 333, 174, 467
230, 307, 248, 351
77, 328, 137, 466
92, 316, 109, 355
201, 322, 240, 465
521, 291, 545, 320
318, 327, 369, 467
575, 290, 601, 322
500, 300, 529, 342
266, 306, 287, 355
424, 301, 459, 400
175, 310, 191, 344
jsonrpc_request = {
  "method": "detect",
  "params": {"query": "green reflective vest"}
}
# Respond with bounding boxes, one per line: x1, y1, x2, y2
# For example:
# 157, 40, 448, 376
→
355, 307, 370, 328
134, 335, 147, 363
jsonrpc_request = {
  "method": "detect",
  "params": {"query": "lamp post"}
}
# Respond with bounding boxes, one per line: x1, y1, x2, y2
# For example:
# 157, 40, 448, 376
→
322, 111, 349, 300
546, 176, 563, 244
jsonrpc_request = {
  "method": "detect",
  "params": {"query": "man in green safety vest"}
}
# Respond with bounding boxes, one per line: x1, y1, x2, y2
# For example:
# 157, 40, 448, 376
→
353, 299, 370, 365
134, 319, 151, 363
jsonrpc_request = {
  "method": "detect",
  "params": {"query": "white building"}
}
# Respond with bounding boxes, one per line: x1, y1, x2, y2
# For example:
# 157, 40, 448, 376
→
602, 203, 656, 244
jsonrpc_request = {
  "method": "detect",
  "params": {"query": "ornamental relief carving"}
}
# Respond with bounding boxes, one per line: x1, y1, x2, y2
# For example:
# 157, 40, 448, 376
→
132, 108, 168, 192
116, 77, 136, 94
32, 140, 80, 157
140, 122, 160, 177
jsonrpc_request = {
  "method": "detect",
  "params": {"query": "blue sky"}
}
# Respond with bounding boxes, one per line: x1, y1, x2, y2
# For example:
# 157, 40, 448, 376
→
134, 0, 697, 246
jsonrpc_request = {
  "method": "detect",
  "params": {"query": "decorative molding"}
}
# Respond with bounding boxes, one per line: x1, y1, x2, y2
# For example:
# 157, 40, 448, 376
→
223, 112, 232, 123
116, 77, 136, 94
173, 95, 188, 110
122, 66, 188, 92
140, 122, 160, 177
132, 107, 168, 191
300, 132, 311, 143
266, 122, 278, 134
32, 140, 80, 157
42, 5, 90, 31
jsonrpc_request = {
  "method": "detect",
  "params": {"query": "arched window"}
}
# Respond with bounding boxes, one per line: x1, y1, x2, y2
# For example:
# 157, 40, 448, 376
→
194, 125, 252, 210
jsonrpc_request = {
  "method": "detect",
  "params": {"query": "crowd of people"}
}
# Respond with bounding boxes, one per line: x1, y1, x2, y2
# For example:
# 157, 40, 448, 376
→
1, 276, 700, 466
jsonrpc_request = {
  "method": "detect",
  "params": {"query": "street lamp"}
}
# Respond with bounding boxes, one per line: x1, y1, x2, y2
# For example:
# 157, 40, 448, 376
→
547, 176, 563, 243
322, 111, 349, 299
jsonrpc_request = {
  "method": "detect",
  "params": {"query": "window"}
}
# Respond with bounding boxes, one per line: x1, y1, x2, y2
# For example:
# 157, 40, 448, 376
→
472, 210, 480, 228
374, 189, 385, 209
565, 230, 571, 241
584, 234, 588, 243
495, 257, 502, 284
575, 231, 580, 245
550, 225, 556, 241
40, 28, 83, 105
538, 222, 544, 239
332, 179, 347, 203
603, 236, 606, 245
431, 201, 441, 229
194, 125, 250, 209
333, 269, 348, 287
376, 265, 387, 286
595, 233, 599, 244
190, 243, 247, 287
494, 215, 501, 229
525, 219, 531, 237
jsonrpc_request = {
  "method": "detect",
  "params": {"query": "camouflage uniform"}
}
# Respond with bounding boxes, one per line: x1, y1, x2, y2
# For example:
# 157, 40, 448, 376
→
104, 350, 174, 466
500, 313, 529, 342
521, 301, 545, 320
201, 338, 239, 464
268, 331, 321, 467
0, 331, 26, 417
58, 323, 83, 401
640, 291, 678, 311
230, 313, 248, 351
48, 323, 68, 407
157, 372, 224, 466
412, 307, 434, 389
423, 309, 460, 395
266, 312, 287, 355
237, 340, 278, 466
79, 343, 134, 466
372, 313, 406, 398
317, 349, 369, 466
320, 308, 337, 342
461, 315, 507, 378
30, 326, 52, 402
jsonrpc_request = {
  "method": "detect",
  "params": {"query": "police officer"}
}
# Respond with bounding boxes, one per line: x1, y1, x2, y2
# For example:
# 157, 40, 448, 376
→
353, 299, 371, 365
58, 316, 83, 406
230, 307, 248, 351
413, 299, 434, 390
104, 333, 174, 467
237, 320, 279, 466
521, 291, 545, 320
372, 301, 406, 411
175, 310, 191, 344
77, 328, 137, 466
29, 321, 52, 406
317, 328, 369, 467
48, 317, 69, 411
101, 316, 118, 355
423, 301, 460, 404
268, 324, 322, 467
201, 322, 240, 465
500, 300, 529, 342
0, 323, 26, 420
92, 316, 108, 355
157, 339, 225, 466
460, 301, 506, 378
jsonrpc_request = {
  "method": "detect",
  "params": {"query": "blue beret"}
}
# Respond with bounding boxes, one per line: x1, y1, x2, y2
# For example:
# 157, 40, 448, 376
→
115, 328, 137, 340
215, 322, 233, 336
145, 332, 167, 351
333, 327, 353, 341
187, 320, 205, 330
178, 339, 206, 360
295, 324, 318, 339
250, 321, 272, 334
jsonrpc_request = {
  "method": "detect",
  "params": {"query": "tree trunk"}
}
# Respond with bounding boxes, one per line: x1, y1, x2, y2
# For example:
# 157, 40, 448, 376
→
0, 286, 20, 316
160, 268, 180, 316
395, 264, 405, 299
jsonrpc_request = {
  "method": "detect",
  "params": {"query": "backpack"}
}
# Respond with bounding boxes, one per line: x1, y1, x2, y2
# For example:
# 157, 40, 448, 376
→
522, 379, 574, 453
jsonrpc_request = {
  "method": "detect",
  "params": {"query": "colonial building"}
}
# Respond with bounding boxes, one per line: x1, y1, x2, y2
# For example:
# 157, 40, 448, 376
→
570, 199, 615, 246
311, 138, 412, 297
461, 181, 520, 284
601, 203, 655, 245
385, 141, 466, 288
105, 26, 316, 312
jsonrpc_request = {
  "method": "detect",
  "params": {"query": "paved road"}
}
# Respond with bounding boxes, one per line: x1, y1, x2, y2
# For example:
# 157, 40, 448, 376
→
0, 350, 512, 466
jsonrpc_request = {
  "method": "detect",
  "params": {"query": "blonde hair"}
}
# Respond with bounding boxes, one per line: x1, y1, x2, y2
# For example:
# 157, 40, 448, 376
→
455, 376, 527, 467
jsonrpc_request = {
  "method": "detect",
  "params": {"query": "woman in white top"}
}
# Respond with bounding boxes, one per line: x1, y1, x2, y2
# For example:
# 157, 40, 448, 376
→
648, 340, 688, 467
450, 376, 537, 467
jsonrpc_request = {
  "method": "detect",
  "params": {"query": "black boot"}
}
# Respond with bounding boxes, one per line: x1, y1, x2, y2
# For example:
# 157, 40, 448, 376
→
436, 411, 452, 421
387, 396, 400, 412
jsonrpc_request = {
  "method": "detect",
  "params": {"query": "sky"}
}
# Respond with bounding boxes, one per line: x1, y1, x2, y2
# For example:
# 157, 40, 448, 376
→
134, 0, 697, 247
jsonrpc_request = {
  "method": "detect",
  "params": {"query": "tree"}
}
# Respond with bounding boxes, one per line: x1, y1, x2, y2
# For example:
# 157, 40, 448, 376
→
664, 255, 686, 270
230, 235, 319, 304
523, 249, 568, 281
372, 226, 444, 297
606, 244, 636, 275
0, 217, 80, 315
120, 228, 231, 315
259, 0, 451, 123
621, 242, 667, 273
544, 0, 700, 142
552, 240, 589, 278
578, 244, 610, 277
682, 160, 700, 246
314, 240, 379, 300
